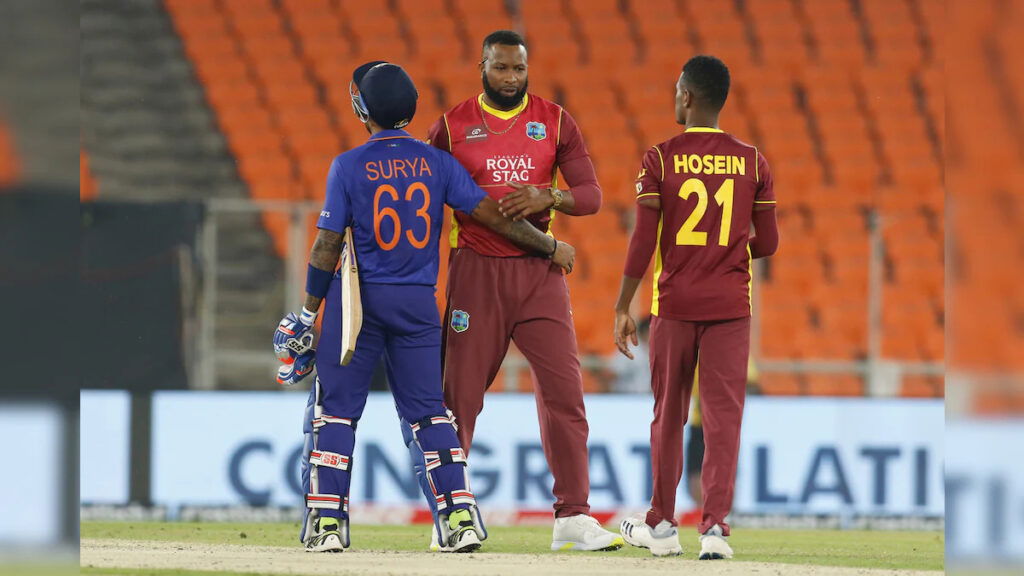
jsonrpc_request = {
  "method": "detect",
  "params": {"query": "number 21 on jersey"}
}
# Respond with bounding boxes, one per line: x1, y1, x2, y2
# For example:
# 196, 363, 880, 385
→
373, 182, 431, 250
676, 177, 734, 247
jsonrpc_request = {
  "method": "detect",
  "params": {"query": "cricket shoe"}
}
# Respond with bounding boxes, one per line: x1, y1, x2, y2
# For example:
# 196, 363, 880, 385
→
619, 514, 682, 557
430, 509, 482, 553
551, 514, 625, 551
304, 517, 345, 553
699, 524, 733, 560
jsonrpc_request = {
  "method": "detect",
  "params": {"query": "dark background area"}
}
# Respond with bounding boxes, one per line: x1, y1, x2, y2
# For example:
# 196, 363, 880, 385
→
79, 200, 203, 390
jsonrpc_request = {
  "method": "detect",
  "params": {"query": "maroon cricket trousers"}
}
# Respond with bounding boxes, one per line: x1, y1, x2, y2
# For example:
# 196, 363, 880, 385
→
646, 315, 750, 535
442, 248, 591, 518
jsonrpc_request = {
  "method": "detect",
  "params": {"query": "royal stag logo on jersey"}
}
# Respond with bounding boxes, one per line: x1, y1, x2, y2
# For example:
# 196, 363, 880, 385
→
485, 154, 536, 183
450, 309, 470, 333
525, 121, 547, 141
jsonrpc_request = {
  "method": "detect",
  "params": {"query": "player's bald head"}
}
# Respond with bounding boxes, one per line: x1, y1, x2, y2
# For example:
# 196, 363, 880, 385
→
680, 55, 730, 112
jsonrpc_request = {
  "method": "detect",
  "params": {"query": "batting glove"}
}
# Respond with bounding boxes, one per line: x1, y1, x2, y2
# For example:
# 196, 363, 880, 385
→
274, 308, 318, 386
277, 350, 315, 386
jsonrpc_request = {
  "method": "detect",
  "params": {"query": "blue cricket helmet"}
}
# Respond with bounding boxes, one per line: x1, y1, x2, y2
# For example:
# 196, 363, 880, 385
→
355, 63, 418, 129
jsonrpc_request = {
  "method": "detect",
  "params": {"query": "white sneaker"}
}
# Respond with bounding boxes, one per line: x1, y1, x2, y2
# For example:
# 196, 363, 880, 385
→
699, 524, 734, 560
304, 518, 345, 553
551, 514, 625, 551
619, 514, 682, 557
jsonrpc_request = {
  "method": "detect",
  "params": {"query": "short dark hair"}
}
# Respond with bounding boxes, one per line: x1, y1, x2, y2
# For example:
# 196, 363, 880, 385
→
682, 55, 730, 111
482, 30, 527, 51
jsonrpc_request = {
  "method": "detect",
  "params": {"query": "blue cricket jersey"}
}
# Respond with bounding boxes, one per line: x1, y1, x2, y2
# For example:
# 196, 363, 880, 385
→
317, 129, 486, 285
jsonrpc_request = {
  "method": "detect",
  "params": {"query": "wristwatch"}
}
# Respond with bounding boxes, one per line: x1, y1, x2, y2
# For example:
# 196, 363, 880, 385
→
549, 187, 564, 210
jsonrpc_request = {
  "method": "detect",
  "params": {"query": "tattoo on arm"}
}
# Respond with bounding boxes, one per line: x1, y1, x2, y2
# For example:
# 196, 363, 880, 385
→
304, 229, 343, 311
473, 197, 555, 256
503, 219, 556, 256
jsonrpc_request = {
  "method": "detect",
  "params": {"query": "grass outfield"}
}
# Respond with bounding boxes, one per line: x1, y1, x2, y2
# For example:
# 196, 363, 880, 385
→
81, 521, 944, 572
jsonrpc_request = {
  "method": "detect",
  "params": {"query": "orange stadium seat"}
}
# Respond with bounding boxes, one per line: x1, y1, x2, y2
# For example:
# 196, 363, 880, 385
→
917, 0, 944, 63
80, 148, 96, 200
0, 122, 18, 188
690, 10, 753, 70
901, 374, 944, 398
806, 11, 866, 67
630, 0, 691, 54
805, 373, 865, 397
758, 373, 802, 396
746, 0, 809, 73
521, 3, 581, 73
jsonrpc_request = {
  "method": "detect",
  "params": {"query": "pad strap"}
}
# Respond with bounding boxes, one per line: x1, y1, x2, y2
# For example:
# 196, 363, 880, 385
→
410, 414, 456, 434
435, 489, 477, 512
313, 413, 355, 430
306, 493, 342, 510
424, 448, 467, 472
310, 450, 351, 471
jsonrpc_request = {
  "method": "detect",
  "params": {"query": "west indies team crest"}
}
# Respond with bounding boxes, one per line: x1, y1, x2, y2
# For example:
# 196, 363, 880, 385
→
451, 309, 470, 333
525, 121, 547, 141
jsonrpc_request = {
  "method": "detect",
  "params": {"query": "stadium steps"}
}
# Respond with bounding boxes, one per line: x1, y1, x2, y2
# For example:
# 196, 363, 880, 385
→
0, 0, 78, 187
81, 1, 234, 199
81, 0, 283, 389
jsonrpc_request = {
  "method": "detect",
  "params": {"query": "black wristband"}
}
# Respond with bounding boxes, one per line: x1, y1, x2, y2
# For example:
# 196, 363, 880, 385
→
547, 237, 558, 258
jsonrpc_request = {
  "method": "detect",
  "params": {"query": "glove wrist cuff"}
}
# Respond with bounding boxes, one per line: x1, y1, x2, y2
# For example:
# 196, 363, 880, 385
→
300, 307, 318, 326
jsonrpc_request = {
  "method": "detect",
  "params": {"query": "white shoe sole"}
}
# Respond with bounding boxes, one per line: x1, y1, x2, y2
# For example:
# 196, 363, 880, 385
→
551, 535, 625, 552
621, 533, 682, 557
620, 520, 682, 557
305, 533, 344, 553
445, 529, 482, 553
699, 534, 733, 560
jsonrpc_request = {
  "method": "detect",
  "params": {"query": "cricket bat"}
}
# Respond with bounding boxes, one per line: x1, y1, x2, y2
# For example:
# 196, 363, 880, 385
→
339, 227, 362, 365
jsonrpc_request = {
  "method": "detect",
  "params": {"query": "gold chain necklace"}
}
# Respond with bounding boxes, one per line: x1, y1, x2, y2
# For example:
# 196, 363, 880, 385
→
479, 98, 525, 135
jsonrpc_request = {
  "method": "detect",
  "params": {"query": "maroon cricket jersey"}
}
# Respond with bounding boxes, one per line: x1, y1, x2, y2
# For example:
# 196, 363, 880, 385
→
427, 93, 588, 257
636, 128, 775, 321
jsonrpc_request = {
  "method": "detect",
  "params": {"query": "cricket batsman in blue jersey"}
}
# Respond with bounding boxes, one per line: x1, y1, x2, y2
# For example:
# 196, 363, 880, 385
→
272, 62, 576, 554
